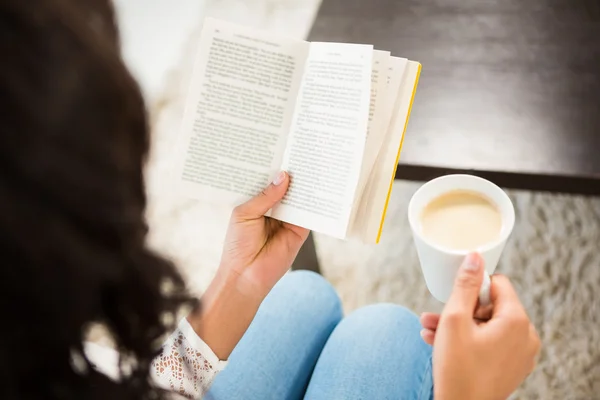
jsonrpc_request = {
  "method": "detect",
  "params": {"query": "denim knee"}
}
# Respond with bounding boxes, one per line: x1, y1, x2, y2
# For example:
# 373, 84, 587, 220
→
305, 305, 433, 400
338, 304, 421, 342
272, 271, 343, 326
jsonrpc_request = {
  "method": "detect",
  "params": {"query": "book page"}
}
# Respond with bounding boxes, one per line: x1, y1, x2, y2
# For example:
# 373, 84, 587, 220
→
173, 18, 309, 205
270, 42, 373, 238
360, 61, 421, 243
346, 50, 391, 234
364, 51, 391, 170
369, 57, 408, 176
348, 56, 407, 239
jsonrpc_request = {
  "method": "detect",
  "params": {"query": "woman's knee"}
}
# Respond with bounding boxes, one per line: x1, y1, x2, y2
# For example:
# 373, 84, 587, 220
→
334, 304, 422, 344
269, 270, 343, 326
306, 306, 433, 400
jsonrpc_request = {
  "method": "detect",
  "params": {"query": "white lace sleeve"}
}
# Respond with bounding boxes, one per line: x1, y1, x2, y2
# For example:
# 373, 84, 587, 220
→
152, 318, 228, 399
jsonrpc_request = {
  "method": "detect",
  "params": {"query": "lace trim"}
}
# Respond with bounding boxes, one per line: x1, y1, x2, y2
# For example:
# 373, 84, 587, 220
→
152, 319, 227, 398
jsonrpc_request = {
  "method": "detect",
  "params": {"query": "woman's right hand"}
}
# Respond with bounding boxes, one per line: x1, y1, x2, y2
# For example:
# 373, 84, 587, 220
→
420, 253, 541, 400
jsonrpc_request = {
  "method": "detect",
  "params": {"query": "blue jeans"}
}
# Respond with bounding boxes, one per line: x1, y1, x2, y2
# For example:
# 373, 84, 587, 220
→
206, 271, 433, 400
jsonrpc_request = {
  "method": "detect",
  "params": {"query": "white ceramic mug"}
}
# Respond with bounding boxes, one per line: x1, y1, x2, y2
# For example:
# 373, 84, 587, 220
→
408, 175, 515, 303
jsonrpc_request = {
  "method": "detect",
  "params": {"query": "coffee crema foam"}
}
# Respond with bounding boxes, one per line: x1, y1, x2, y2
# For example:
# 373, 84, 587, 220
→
420, 190, 502, 251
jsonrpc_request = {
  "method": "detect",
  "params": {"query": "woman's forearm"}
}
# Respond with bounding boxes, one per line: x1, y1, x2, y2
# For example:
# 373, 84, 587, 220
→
186, 268, 265, 360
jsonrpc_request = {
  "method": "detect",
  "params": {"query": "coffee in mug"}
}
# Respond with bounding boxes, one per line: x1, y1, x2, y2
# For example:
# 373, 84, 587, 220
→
420, 190, 502, 251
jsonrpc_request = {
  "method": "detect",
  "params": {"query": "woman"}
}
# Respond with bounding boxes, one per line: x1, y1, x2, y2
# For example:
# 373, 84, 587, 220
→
0, 0, 540, 399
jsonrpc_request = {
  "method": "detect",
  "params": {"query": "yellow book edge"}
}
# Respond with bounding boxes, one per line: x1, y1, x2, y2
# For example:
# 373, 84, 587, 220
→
375, 63, 422, 244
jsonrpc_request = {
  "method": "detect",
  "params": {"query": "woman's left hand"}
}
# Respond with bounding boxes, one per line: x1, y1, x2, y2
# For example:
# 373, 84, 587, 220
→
187, 171, 308, 359
218, 171, 309, 298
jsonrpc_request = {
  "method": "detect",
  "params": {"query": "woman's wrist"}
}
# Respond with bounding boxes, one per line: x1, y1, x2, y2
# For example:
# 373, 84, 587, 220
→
186, 266, 265, 360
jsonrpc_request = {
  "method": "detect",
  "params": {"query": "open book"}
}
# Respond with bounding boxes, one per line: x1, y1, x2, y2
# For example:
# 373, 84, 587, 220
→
172, 18, 421, 243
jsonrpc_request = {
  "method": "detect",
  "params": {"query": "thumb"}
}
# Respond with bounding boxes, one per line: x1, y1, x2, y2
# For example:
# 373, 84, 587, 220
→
445, 253, 485, 318
234, 171, 289, 219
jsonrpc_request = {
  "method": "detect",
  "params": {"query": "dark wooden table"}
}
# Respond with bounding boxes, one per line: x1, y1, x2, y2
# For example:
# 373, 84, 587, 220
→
294, 0, 600, 272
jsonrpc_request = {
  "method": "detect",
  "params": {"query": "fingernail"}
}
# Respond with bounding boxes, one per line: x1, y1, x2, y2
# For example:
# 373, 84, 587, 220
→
462, 253, 481, 272
272, 171, 286, 186
420, 329, 427, 339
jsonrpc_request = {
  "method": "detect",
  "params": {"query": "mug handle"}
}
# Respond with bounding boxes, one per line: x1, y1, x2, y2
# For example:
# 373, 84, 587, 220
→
478, 270, 492, 307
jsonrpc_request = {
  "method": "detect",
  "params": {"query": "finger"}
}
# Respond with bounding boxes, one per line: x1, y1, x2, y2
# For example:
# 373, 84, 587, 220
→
444, 253, 485, 321
529, 323, 541, 360
473, 303, 494, 322
279, 224, 310, 256
282, 222, 310, 242
489, 274, 526, 318
234, 171, 289, 219
521, 324, 539, 373
420, 329, 435, 345
420, 313, 440, 330
422, 311, 485, 329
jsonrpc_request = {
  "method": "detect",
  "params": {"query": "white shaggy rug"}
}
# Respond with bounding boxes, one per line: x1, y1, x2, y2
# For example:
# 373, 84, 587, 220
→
139, 2, 600, 399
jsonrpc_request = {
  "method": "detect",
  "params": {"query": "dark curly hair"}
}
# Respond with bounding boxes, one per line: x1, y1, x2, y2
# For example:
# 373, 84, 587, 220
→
0, 0, 195, 398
